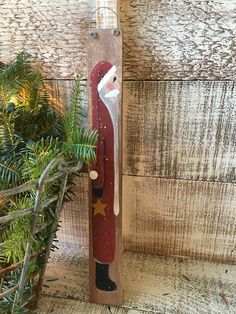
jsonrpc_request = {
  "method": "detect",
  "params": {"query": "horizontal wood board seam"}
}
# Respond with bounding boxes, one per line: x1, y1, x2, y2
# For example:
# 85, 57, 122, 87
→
45, 79, 236, 83
40, 294, 159, 314
122, 173, 236, 185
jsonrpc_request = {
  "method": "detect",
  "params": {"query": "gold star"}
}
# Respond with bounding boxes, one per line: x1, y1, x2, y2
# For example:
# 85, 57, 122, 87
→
92, 198, 107, 216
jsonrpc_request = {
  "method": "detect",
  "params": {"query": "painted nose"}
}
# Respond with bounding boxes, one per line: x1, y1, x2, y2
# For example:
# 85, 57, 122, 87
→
105, 89, 120, 98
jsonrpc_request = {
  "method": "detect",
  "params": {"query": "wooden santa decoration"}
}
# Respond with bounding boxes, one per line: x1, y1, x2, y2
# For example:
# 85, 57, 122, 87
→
87, 4, 122, 306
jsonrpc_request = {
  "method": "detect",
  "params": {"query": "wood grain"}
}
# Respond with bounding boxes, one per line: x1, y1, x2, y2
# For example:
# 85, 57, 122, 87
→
1, 1, 235, 79
46, 80, 236, 183
56, 175, 89, 247
123, 175, 236, 264
121, 0, 236, 80
123, 81, 236, 182
38, 296, 146, 314
44, 79, 88, 116
0, 0, 95, 79
38, 249, 236, 313
87, 29, 123, 305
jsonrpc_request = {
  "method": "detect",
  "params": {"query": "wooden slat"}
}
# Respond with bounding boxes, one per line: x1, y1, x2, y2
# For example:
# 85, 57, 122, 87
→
38, 296, 144, 314
1, 1, 235, 80
123, 175, 236, 264
121, 0, 236, 80
44, 80, 74, 113
87, 29, 123, 305
123, 81, 236, 182
38, 249, 236, 313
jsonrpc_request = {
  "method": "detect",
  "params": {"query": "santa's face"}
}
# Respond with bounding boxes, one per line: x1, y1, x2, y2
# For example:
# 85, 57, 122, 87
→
98, 66, 120, 107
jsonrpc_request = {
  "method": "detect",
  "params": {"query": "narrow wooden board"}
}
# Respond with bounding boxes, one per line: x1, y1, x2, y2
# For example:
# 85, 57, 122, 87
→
87, 29, 123, 305
123, 175, 236, 264
39, 249, 236, 313
123, 81, 236, 182
1, 1, 235, 80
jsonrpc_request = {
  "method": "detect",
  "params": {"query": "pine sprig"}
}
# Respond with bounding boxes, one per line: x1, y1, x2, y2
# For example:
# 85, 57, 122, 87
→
63, 75, 98, 163
0, 52, 98, 312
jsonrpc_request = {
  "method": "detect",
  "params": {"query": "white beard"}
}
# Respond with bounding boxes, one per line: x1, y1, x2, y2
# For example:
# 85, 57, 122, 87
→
99, 88, 120, 216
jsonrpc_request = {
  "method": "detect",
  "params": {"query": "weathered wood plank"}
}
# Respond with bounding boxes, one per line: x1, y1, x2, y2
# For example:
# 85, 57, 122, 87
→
123, 81, 236, 182
1, 1, 235, 79
56, 174, 89, 247
38, 249, 236, 313
0, 0, 95, 79
38, 296, 145, 314
121, 0, 236, 80
123, 175, 236, 263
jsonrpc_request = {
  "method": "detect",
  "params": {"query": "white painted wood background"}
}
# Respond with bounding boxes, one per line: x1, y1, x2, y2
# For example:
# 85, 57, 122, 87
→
38, 245, 236, 313
0, 0, 236, 263
0, 0, 235, 79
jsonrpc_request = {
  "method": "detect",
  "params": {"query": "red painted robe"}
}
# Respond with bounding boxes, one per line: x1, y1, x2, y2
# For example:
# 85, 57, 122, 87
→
90, 61, 116, 264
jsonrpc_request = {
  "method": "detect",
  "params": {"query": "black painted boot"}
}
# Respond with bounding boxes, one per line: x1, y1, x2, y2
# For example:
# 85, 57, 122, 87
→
95, 262, 117, 291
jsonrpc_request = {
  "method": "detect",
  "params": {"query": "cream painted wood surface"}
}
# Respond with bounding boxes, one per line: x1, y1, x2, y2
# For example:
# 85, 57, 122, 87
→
38, 297, 146, 313
123, 176, 236, 264
37, 245, 236, 313
121, 0, 236, 80
0, 0, 95, 79
1, 1, 235, 79
123, 81, 236, 182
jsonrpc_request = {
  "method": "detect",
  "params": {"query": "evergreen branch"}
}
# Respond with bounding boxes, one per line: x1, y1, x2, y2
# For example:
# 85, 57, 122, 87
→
0, 159, 22, 186
0, 52, 97, 312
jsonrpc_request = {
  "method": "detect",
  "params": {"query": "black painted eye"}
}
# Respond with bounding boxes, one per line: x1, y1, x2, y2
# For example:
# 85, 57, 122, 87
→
113, 76, 117, 83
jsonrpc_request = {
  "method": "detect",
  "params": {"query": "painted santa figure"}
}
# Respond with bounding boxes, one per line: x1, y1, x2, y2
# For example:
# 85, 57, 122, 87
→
90, 61, 121, 291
